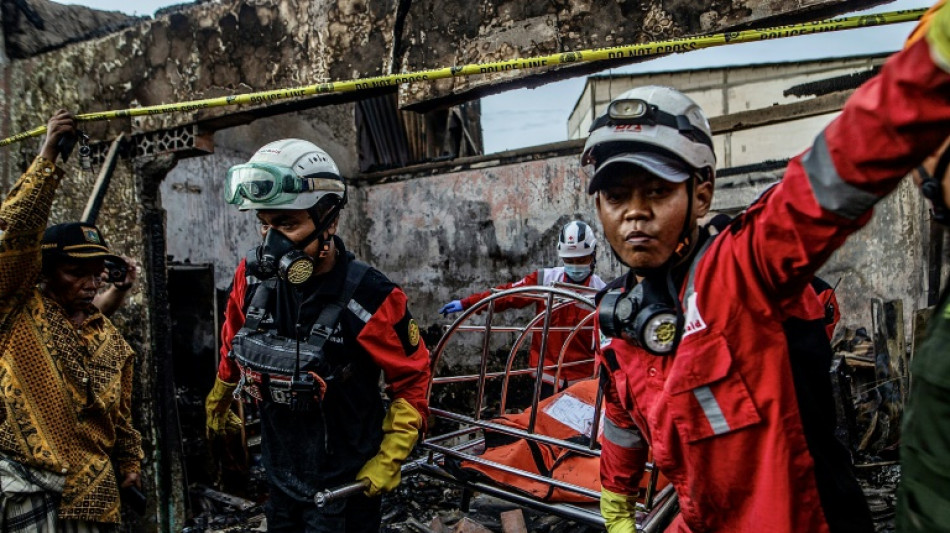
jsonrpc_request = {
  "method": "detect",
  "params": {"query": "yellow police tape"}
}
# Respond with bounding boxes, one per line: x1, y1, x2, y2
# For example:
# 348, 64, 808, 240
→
0, 8, 926, 148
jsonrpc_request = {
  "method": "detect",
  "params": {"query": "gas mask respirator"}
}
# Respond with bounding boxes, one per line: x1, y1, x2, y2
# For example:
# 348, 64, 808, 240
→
246, 228, 317, 285
598, 273, 683, 356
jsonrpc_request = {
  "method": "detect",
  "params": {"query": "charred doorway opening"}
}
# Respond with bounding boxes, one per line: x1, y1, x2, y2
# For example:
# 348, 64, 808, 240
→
167, 263, 250, 506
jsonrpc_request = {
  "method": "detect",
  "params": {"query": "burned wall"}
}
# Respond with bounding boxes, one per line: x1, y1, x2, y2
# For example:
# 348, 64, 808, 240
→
0, 0, 398, 152
358, 154, 618, 369
397, 0, 888, 109
359, 154, 931, 370
1, 0, 889, 159
0, 0, 141, 58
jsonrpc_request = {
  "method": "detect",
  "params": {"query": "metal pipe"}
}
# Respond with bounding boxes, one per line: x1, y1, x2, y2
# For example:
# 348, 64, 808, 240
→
639, 486, 679, 533
427, 285, 595, 403
313, 480, 370, 507
452, 325, 592, 333
550, 281, 601, 294
498, 299, 578, 413
429, 408, 599, 457
643, 460, 660, 509
424, 441, 601, 500
528, 291, 556, 433
551, 311, 597, 392
474, 300, 496, 420
423, 425, 480, 444
312, 456, 429, 508
432, 360, 592, 385
415, 462, 605, 526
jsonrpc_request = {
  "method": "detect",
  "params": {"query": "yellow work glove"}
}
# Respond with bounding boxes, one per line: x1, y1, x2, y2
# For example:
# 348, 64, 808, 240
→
929, 0, 950, 69
205, 376, 239, 437
356, 398, 423, 497
600, 487, 638, 533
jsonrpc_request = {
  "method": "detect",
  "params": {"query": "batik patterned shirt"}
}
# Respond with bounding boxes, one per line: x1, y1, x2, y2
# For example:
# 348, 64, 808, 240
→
0, 157, 143, 523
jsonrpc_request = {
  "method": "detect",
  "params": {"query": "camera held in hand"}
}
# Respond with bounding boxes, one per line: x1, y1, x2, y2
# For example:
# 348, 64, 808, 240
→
104, 258, 129, 285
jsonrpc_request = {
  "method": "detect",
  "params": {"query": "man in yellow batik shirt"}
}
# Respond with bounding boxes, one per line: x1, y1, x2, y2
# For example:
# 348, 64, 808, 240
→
0, 110, 143, 532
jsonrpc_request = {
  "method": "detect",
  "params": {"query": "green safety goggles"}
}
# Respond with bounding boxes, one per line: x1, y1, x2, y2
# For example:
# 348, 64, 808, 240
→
224, 162, 344, 206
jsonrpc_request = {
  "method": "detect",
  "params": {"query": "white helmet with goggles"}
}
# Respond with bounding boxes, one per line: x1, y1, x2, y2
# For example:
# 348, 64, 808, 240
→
224, 139, 346, 211
582, 86, 716, 193
557, 220, 597, 258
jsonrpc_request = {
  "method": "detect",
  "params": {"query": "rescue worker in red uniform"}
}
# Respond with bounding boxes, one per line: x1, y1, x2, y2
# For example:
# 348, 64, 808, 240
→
440, 221, 606, 396
203, 139, 431, 532
590, 15, 950, 530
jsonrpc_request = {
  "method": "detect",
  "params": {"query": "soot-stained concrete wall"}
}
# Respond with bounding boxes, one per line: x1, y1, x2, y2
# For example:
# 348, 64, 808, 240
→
358, 154, 618, 368
0, 0, 398, 187
360, 155, 931, 367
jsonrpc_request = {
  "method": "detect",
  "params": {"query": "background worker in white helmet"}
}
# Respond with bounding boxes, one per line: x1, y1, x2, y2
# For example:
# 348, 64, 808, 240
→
204, 139, 431, 532
440, 220, 606, 398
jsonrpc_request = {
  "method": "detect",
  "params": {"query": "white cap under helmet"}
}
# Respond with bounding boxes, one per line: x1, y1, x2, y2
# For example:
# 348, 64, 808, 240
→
557, 221, 597, 258
225, 138, 346, 211
582, 85, 716, 193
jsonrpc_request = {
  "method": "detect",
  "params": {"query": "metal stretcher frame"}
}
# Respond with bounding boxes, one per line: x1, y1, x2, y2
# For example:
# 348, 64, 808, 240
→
420, 285, 679, 531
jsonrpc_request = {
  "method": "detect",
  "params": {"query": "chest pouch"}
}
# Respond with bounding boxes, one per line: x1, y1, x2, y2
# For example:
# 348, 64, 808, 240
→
232, 261, 370, 410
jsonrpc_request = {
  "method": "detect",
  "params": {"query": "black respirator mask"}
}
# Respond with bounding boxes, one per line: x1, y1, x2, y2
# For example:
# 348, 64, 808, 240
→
246, 229, 319, 285
919, 146, 950, 226
246, 202, 342, 285
598, 271, 684, 356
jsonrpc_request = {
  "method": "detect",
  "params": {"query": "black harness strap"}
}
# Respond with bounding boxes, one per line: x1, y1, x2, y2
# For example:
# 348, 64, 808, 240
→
243, 278, 277, 332
306, 261, 370, 349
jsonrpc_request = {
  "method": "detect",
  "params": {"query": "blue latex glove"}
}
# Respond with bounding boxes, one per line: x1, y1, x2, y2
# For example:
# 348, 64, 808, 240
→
439, 300, 464, 316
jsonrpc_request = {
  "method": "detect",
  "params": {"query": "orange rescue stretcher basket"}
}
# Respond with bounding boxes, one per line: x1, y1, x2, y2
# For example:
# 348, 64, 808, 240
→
451, 379, 669, 503
418, 283, 678, 530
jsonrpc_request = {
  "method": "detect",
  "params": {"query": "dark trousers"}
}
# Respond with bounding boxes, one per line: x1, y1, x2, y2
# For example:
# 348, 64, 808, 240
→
265, 483, 382, 533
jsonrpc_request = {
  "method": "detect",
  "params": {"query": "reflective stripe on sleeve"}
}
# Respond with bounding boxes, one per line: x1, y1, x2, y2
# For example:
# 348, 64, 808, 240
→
603, 418, 643, 449
802, 132, 879, 220
348, 299, 372, 323
693, 386, 730, 435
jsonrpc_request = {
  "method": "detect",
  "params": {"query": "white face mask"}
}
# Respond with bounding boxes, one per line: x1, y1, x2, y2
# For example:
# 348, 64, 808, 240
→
564, 264, 592, 282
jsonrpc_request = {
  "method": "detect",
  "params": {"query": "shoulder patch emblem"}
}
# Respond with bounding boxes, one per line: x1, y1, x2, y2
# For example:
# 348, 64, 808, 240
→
408, 319, 420, 347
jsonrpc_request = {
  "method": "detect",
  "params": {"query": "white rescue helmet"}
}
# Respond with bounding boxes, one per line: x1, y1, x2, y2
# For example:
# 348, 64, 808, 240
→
224, 139, 346, 211
582, 86, 716, 193
557, 220, 597, 258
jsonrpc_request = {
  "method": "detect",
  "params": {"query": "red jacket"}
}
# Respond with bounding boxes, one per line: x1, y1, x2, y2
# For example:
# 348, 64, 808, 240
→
218, 254, 430, 422
461, 267, 606, 383
598, 39, 950, 533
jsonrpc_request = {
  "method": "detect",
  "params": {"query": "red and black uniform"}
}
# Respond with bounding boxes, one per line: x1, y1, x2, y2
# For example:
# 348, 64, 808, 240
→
218, 237, 430, 510
460, 267, 606, 384
598, 39, 950, 532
